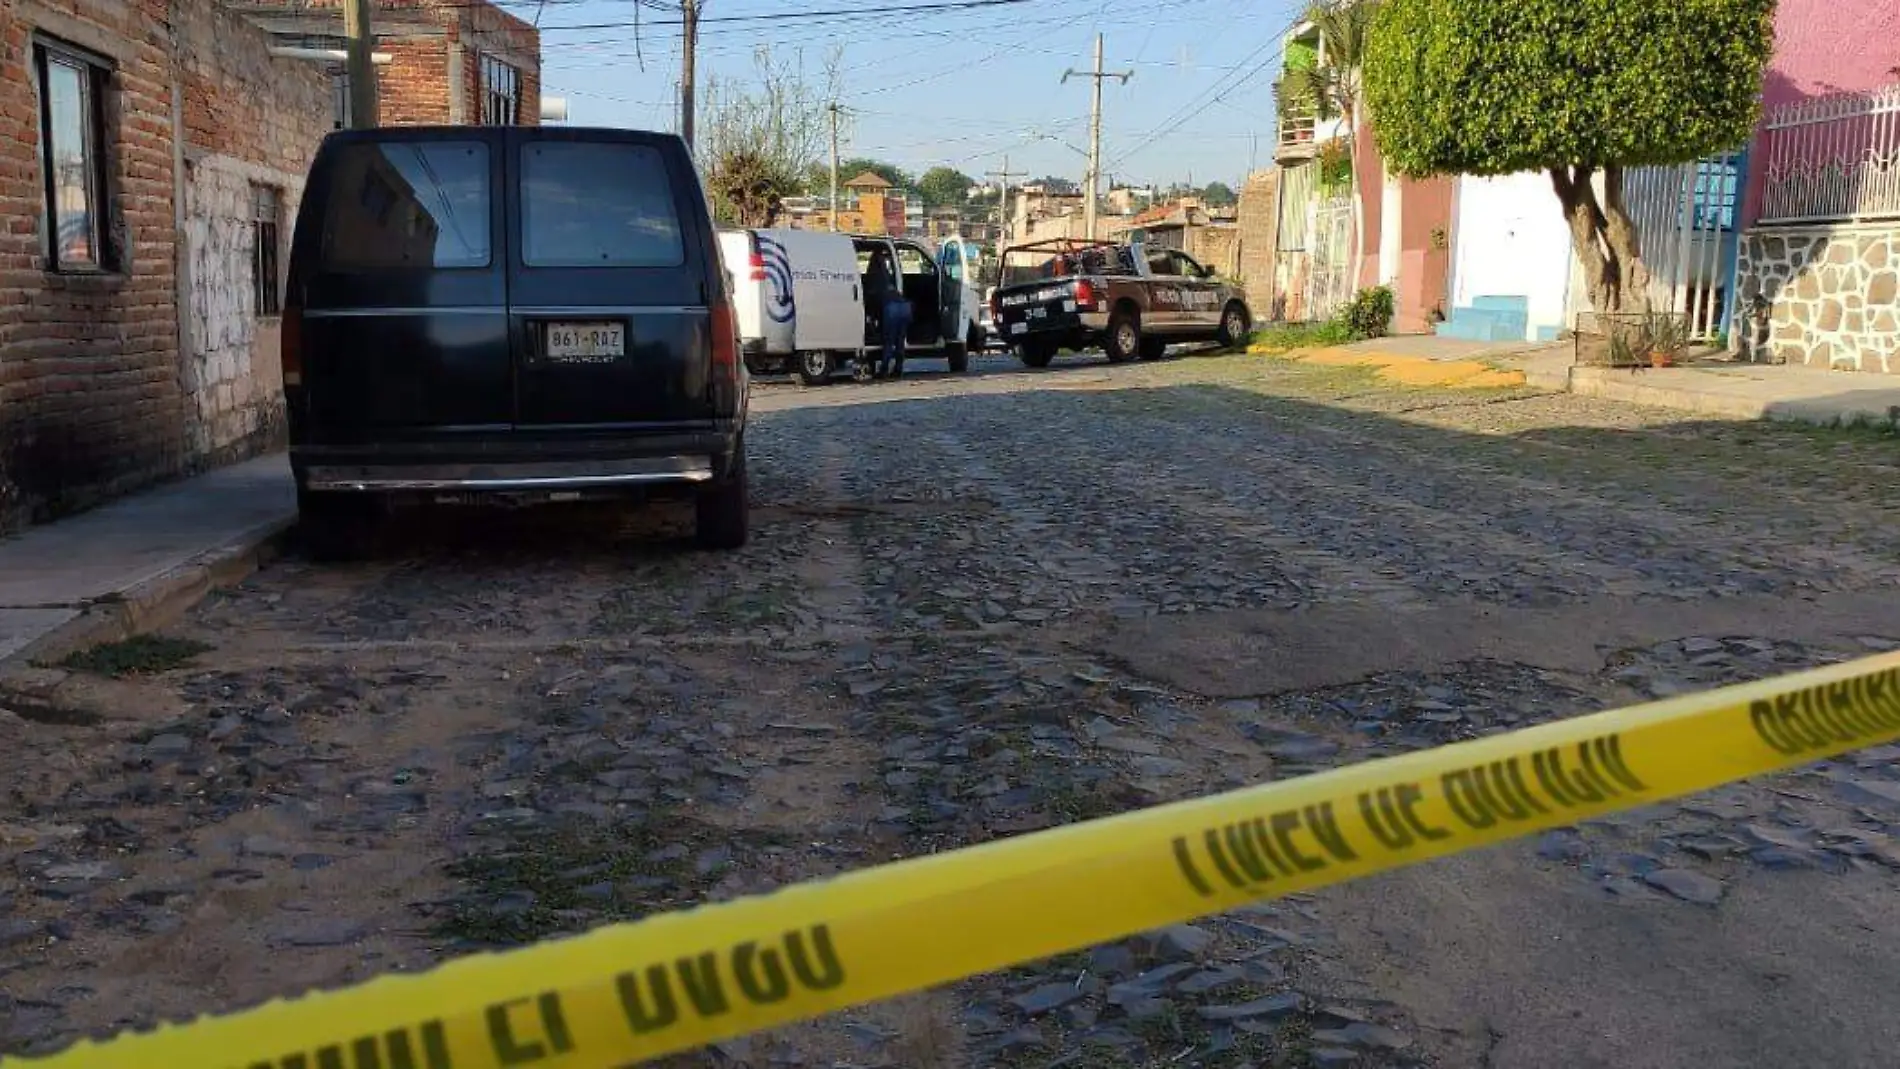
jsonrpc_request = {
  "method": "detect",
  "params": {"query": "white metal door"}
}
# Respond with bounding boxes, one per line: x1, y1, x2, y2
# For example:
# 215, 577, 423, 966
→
1306, 195, 1354, 323
1623, 153, 1742, 340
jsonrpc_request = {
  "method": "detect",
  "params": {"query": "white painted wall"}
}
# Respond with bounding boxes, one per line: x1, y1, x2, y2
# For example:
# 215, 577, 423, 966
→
183, 153, 304, 459
1448, 172, 1576, 339
1378, 163, 1401, 289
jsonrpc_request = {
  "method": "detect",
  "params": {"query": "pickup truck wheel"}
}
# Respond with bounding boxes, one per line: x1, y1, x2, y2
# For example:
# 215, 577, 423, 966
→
1019, 341, 1056, 369
1105, 311, 1142, 364
695, 448, 749, 550
947, 339, 971, 374
1217, 302, 1252, 348
795, 351, 832, 387
298, 488, 375, 563
1139, 337, 1169, 361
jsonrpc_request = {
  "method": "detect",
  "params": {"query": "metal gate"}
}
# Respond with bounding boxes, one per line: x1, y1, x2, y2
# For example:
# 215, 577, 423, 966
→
1305, 195, 1354, 323
1623, 152, 1744, 341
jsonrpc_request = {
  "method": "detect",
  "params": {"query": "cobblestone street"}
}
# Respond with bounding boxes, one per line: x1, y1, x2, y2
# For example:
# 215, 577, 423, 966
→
7, 351, 1900, 1068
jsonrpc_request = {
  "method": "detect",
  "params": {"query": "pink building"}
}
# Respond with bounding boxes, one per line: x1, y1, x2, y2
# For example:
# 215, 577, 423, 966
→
1734, 0, 1900, 372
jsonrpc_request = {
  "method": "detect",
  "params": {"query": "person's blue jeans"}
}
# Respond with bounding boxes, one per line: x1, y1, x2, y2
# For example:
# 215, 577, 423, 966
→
879, 297, 912, 377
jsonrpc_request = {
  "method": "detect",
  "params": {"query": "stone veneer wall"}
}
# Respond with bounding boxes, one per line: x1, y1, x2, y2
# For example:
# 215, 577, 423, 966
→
1735, 223, 1900, 372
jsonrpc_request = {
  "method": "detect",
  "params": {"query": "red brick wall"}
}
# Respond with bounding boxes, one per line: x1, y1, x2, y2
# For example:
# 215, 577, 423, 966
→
378, 35, 450, 125
0, 0, 326, 530
233, 0, 543, 126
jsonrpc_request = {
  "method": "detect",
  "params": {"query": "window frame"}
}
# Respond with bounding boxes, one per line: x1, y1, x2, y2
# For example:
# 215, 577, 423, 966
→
252, 183, 283, 317
34, 37, 114, 274
480, 54, 521, 126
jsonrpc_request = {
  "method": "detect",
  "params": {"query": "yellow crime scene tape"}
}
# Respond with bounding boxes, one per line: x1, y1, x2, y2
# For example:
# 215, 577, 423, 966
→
12, 651, 1900, 1069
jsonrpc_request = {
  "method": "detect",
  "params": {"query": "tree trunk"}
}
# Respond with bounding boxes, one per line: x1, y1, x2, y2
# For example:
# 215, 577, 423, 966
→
1548, 165, 1651, 317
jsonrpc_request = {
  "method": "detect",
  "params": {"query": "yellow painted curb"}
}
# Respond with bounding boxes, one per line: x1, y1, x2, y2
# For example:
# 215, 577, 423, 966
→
1377, 359, 1493, 387
1459, 369, 1530, 388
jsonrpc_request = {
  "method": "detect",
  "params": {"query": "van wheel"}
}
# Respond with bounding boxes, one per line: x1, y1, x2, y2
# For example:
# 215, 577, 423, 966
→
1019, 341, 1056, 369
695, 449, 749, 550
947, 340, 970, 374
1217, 302, 1251, 348
298, 488, 375, 562
795, 351, 832, 387
1105, 310, 1142, 364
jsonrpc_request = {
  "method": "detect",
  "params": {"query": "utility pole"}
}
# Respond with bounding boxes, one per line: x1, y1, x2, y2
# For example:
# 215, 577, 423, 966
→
1063, 34, 1130, 240
680, 0, 700, 149
986, 156, 1023, 246
342, 0, 379, 128
829, 102, 842, 232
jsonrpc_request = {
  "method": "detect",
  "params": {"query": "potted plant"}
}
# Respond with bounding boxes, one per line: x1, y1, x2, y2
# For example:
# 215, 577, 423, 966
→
1644, 311, 1687, 368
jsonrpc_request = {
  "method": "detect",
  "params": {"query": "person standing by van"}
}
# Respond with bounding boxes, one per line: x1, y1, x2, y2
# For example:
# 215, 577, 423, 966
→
865, 248, 909, 379
879, 283, 912, 380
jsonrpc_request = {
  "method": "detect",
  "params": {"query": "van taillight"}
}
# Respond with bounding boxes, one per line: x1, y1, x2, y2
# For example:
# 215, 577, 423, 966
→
1074, 280, 1097, 309
711, 298, 739, 373
747, 250, 767, 283
280, 302, 303, 386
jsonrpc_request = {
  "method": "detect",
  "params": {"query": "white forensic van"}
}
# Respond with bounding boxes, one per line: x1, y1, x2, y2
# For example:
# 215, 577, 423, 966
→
717, 228, 986, 385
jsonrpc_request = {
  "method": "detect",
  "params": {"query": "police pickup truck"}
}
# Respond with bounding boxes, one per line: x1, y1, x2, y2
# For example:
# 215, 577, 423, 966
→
988, 239, 1252, 367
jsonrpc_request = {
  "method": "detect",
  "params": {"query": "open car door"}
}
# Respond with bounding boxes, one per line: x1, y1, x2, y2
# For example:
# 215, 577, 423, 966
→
938, 237, 971, 346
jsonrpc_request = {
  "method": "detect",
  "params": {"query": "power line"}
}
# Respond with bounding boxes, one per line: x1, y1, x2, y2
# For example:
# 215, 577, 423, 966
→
1103, 10, 1307, 171
531, 0, 1037, 32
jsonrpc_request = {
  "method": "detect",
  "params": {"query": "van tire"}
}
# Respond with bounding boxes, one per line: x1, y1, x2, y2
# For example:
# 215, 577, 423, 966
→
298, 488, 374, 562
1105, 309, 1142, 364
795, 351, 832, 387
947, 340, 970, 374
1019, 341, 1056, 369
695, 449, 749, 550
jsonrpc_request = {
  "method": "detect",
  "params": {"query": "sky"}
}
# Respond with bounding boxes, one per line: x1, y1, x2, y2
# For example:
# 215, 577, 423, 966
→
516, 0, 1302, 192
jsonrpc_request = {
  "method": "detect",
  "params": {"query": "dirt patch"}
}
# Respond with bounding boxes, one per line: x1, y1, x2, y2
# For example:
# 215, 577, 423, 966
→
1091, 591, 1900, 698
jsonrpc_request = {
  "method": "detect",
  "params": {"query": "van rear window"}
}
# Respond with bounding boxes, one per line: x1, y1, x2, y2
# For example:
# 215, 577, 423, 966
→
321, 141, 491, 269
521, 142, 685, 268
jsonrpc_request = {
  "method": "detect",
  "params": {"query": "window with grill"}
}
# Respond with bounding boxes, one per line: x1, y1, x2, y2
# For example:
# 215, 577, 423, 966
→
252, 184, 282, 316
480, 55, 521, 126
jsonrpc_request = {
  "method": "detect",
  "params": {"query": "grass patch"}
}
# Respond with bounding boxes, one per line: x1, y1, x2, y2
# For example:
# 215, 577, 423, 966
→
59, 635, 213, 677
1246, 321, 1354, 352
437, 815, 711, 946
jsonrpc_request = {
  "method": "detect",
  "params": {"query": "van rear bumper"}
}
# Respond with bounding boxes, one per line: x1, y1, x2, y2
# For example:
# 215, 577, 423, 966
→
301, 456, 715, 492
292, 426, 739, 493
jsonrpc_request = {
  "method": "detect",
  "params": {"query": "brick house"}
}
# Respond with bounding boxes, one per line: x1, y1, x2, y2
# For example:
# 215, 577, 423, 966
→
232, 0, 542, 129
0, 0, 331, 530
0, 0, 543, 532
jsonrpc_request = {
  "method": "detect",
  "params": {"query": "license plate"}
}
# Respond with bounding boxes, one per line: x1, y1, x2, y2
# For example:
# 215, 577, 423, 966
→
544, 322, 625, 363
1009, 322, 1028, 335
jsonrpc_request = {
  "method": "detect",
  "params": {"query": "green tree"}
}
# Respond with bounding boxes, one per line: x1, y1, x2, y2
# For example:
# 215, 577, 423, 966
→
1200, 181, 1237, 207
698, 47, 840, 226
916, 166, 976, 208
1274, 1, 1380, 287
1363, 0, 1774, 313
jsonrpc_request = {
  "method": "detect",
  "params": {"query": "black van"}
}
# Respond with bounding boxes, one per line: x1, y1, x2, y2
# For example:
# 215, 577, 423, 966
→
282, 126, 748, 555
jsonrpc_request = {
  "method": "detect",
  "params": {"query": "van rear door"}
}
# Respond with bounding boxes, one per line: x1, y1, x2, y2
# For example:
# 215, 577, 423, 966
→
506, 129, 716, 428
297, 133, 508, 439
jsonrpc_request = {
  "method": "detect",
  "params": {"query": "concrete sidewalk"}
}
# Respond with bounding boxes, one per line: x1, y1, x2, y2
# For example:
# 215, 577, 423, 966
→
0, 453, 295, 667
1322, 336, 1900, 426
